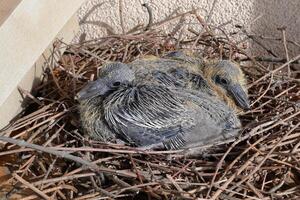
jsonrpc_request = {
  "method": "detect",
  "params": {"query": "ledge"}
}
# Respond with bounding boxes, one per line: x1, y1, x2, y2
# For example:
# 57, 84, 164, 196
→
0, 0, 85, 129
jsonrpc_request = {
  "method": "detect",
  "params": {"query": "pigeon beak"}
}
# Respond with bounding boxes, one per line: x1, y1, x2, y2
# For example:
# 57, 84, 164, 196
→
228, 84, 250, 110
75, 79, 110, 101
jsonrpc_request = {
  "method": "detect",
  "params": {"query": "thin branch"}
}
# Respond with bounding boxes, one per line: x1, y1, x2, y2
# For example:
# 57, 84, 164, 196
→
142, 3, 153, 31
0, 135, 137, 178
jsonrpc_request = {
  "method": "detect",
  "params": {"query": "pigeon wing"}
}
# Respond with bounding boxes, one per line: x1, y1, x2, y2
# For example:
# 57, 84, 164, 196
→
103, 84, 194, 148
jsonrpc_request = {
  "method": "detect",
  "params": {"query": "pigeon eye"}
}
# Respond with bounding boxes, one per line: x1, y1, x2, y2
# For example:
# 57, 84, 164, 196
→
220, 78, 228, 85
215, 75, 229, 85
112, 81, 121, 87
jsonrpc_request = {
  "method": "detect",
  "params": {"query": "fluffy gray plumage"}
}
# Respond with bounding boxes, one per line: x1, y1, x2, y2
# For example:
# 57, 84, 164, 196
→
77, 61, 241, 150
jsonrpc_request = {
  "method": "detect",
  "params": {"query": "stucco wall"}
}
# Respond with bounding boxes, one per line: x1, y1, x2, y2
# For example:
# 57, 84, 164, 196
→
76, 0, 300, 58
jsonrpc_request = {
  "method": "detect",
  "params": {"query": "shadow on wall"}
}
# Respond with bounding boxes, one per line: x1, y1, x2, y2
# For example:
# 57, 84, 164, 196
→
76, 0, 300, 67
250, 0, 300, 59
77, 1, 117, 42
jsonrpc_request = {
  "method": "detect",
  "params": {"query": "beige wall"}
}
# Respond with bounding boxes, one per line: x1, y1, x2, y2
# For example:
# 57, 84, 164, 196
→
76, 0, 300, 58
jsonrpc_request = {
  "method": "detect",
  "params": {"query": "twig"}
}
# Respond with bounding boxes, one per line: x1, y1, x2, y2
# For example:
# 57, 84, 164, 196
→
248, 54, 300, 88
240, 56, 300, 64
13, 173, 51, 200
142, 3, 153, 31
278, 27, 291, 77
227, 123, 300, 193
0, 135, 137, 178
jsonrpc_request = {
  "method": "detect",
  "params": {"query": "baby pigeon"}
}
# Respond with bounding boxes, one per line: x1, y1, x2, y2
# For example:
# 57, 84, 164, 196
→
76, 62, 241, 150
129, 51, 250, 112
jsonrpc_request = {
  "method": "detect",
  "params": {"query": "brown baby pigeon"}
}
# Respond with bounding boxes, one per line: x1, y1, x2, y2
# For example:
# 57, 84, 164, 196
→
76, 54, 247, 149
129, 51, 250, 112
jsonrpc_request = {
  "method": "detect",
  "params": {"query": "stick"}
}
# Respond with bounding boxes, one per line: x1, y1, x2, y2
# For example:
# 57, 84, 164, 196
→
248, 54, 300, 88
13, 173, 51, 200
0, 135, 136, 178
278, 27, 291, 77
142, 3, 153, 31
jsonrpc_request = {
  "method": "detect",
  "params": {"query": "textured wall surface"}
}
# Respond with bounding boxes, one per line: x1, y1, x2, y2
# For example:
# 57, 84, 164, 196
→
76, 0, 300, 58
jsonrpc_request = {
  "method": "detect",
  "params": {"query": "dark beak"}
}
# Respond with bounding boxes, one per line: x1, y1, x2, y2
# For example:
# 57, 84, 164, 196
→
228, 84, 250, 110
75, 79, 109, 101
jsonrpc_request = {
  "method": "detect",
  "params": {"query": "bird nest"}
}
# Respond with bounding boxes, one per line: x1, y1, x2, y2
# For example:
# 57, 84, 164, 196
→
0, 10, 300, 200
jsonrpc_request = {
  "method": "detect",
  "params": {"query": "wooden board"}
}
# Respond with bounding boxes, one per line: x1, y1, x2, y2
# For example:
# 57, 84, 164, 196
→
0, 0, 86, 129
0, 0, 21, 26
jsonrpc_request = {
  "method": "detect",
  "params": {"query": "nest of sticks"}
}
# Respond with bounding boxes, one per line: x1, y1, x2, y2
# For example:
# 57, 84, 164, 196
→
0, 9, 300, 200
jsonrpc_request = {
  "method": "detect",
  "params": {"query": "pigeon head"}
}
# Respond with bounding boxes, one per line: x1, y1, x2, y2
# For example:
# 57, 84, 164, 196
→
75, 62, 135, 101
203, 60, 250, 111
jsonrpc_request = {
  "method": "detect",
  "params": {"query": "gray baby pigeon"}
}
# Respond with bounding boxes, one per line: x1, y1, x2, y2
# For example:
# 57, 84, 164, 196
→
76, 62, 241, 150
